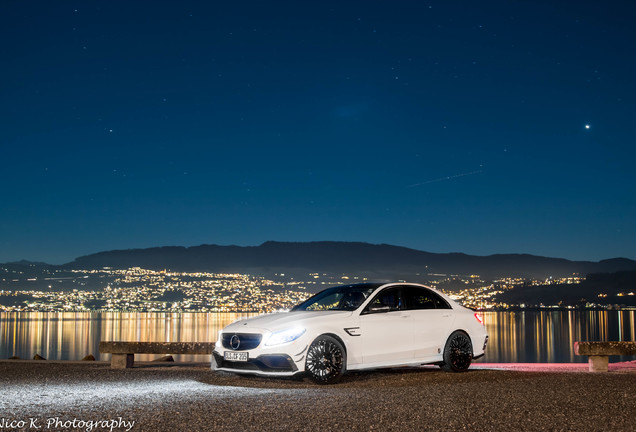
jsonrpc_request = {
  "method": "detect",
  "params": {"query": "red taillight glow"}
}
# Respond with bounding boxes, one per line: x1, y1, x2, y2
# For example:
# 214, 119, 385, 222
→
474, 312, 484, 325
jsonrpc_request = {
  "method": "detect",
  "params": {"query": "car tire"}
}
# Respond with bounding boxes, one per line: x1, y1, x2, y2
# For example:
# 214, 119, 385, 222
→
440, 331, 473, 372
305, 335, 346, 384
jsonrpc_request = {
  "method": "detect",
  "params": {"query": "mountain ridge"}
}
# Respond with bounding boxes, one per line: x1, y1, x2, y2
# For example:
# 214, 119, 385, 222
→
60, 241, 636, 279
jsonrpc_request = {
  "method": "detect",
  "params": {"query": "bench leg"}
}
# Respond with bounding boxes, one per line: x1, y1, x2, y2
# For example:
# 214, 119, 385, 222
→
588, 355, 608, 372
111, 353, 134, 369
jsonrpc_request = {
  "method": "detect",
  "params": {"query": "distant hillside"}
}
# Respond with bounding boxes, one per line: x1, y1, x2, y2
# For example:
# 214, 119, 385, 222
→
63, 241, 636, 279
494, 271, 636, 307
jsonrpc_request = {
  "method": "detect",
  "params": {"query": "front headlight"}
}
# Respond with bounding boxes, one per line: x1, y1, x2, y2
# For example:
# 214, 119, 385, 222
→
264, 327, 306, 346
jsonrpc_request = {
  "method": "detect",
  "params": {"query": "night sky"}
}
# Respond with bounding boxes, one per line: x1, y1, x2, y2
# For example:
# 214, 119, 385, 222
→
2, 1, 635, 264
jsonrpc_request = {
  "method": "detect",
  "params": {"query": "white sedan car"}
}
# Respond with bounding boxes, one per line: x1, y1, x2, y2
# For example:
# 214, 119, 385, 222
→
212, 282, 488, 384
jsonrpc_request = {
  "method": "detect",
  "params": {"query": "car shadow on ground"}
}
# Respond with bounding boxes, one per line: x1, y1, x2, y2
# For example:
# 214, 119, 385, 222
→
198, 364, 512, 389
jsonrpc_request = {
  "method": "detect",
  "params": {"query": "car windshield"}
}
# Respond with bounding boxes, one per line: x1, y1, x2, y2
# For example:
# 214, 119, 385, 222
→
291, 283, 383, 311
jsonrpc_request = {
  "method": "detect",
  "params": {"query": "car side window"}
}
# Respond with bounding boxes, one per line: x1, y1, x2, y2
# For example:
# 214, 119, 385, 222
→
405, 286, 451, 310
364, 287, 402, 313
406, 287, 436, 310
431, 291, 451, 309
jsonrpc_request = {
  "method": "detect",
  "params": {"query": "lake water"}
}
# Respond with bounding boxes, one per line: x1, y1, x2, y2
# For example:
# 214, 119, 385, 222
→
1, 310, 634, 363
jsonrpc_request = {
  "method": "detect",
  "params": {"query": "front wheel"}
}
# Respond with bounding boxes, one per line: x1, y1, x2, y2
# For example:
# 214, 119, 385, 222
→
440, 331, 473, 372
305, 335, 346, 384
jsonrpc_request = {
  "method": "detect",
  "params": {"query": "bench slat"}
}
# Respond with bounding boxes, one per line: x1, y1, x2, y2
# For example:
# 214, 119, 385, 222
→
99, 341, 215, 355
574, 341, 636, 356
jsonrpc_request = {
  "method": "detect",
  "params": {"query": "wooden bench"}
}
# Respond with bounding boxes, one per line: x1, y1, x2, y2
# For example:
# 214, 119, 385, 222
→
99, 341, 216, 369
574, 341, 636, 372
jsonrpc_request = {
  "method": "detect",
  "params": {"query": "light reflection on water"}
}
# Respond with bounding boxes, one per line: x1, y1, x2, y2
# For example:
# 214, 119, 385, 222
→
0, 311, 634, 363
482, 310, 636, 362
0, 312, 256, 362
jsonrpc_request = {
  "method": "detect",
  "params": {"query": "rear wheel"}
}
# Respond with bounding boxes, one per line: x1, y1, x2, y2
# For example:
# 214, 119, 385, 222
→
305, 335, 346, 384
440, 331, 473, 372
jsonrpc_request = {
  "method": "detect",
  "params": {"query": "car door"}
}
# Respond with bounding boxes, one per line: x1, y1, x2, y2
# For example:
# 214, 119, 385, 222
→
357, 286, 414, 366
404, 286, 455, 360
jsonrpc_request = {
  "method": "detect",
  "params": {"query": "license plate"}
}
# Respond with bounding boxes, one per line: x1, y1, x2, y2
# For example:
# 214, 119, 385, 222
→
224, 351, 248, 362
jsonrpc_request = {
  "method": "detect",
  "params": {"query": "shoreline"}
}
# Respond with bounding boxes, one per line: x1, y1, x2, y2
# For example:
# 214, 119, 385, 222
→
2, 306, 636, 313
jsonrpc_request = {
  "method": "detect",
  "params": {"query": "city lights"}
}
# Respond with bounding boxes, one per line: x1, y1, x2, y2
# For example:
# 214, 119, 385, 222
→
1, 266, 621, 312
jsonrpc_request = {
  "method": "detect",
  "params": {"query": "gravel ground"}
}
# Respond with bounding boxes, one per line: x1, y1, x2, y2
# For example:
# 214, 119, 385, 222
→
1, 361, 635, 432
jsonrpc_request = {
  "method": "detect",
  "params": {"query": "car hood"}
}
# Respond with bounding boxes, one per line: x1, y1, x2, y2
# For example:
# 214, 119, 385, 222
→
223, 310, 353, 333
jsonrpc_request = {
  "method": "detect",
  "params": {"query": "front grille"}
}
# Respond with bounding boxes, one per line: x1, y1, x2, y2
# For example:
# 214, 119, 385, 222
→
213, 353, 297, 373
221, 333, 262, 351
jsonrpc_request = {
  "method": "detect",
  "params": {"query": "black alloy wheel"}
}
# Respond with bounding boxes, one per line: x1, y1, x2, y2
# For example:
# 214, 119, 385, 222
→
305, 335, 346, 384
440, 331, 473, 372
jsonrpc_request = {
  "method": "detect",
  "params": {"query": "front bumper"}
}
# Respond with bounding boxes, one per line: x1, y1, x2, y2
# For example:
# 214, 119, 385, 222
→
213, 335, 309, 376
213, 353, 299, 374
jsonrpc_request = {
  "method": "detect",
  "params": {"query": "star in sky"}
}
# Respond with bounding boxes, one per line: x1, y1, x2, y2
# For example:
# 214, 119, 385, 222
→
1, 0, 635, 263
